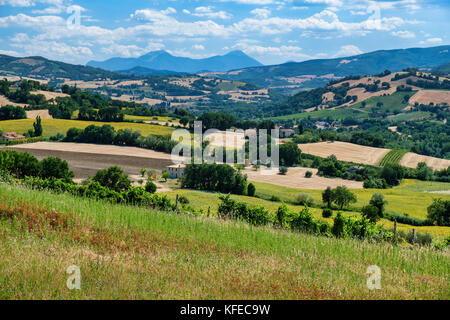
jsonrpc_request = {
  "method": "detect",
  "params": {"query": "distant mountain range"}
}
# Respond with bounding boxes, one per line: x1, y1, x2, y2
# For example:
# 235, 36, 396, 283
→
1, 45, 449, 91
87, 50, 263, 74
214, 45, 450, 88
0, 54, 124, 81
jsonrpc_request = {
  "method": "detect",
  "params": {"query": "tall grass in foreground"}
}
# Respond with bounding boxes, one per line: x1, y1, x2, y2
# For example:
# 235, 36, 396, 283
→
0, 183, 448, 300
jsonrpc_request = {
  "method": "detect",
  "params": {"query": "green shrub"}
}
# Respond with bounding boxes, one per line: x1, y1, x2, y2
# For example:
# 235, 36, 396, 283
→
145, 181, 157, 194
296, 192, 314, 206
322, 208, 333, 218
247, 183, 256, 197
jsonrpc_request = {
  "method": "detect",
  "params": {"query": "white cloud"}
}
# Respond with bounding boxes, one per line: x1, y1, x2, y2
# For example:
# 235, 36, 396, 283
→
391, 30, 415, 38
191, 6, 232, 20
333, 45, 363, 57
193, 44, 205, 50
130, 9, 231, 37
234, 9, 408, 35
232, 41, 315, 63
419, 37, 443, 45
304, 0, 343, 6
0, 0, 67, 7
216, 0, 278, 4
100, 43, 164, 58
250, 8, 271, 19
0, 49, 21, 56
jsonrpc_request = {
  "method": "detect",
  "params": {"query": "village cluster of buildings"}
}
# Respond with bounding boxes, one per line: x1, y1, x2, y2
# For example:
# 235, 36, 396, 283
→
0, 131, 26, 142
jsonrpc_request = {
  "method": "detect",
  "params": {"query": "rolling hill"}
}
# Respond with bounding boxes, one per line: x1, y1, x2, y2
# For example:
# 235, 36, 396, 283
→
87, 50, 263, 73
0, 54, 124, 81
212, 45, 450, 88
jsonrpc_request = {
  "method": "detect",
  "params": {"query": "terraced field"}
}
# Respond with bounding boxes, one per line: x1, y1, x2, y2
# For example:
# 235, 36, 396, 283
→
379, 149, 409, 166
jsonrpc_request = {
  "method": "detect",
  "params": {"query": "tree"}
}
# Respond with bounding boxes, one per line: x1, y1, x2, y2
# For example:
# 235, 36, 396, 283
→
416, 162, 433, 181
279, 166, 288, 175
0, 105, 26, 120
332, 186, 357, 210
322, 187, 333, 208
247, 183, 256, 197
145, 181, 157, 194
140, 168, 147, 177
369, 193, 387, 218
279, 142, 301, 166
92, 166, 131, 192
427, 199, 450, 226
33, 116, 43, 137
361, 205, 382, 223
276, 203, 289, 228
40, 157, 74, 182
322, 208, 333, 218
380, 164, 405, 186
179, 116, 190, 127
162, 171, 170, 182
297, 192, 314, 206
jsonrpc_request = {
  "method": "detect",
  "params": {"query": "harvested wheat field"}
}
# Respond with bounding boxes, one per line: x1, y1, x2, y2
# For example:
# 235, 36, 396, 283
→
25, 109, 52, 119
298, 141, 390, 166
408, 89, 450, 106
400, 152, 450, 171
34, 90, 68, 100
0, 95, 26, 107
243, 167, 364, 189
9, 142, 184, 179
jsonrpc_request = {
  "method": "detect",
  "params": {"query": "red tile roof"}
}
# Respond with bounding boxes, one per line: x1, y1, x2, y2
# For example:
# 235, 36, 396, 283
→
1, 132, 26, 141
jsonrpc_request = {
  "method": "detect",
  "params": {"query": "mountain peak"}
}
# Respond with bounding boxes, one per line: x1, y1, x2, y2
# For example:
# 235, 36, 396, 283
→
87, 50, 263, 73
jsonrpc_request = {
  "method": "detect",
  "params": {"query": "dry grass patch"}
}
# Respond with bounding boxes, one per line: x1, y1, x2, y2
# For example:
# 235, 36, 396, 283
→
25, 109, 52, 119
298, 141, 390, 166
243, 167, 364, 189
408, 89, 450, 106
400, 152, 450, 171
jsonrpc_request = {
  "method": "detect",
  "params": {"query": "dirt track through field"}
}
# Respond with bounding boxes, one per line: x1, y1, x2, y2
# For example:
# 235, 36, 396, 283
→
9, 142, 182, 179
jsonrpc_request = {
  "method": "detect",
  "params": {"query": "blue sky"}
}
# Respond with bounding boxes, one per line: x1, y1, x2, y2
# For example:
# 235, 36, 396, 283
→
0, 0, 448, 65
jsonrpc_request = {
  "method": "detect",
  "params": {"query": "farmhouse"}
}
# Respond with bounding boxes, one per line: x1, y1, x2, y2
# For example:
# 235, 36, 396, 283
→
1, 132, 26, 142
279, 129, 295, 138
167, 164, 186, 179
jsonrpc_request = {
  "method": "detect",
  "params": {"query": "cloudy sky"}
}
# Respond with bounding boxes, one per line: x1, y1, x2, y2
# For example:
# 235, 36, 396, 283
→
0, 0, 448, 65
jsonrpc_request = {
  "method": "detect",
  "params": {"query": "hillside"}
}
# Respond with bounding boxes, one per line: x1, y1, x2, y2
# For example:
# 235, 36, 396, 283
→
211, 45, 450, 89
87, 50, 263, 73
1, 183, 448, 299
0, 54, 124, 81
264, 69, 450, 119
117, 66, 185, 76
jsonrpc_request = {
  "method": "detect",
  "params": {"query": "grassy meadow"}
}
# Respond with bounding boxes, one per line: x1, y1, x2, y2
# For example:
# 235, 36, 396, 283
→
0, 119, 175, 137
0, 183, 448, 300
124, 114, 181, 124
250, 179, 450, 220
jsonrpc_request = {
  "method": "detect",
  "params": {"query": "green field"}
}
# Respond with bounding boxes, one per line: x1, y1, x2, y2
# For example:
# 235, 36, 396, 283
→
379, 149, 409, 166
0, 183, 448, 299
0, 119, 175, 137
124, 115, 180, 124
162, 185, 450, 239
249, 180, 450, 226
